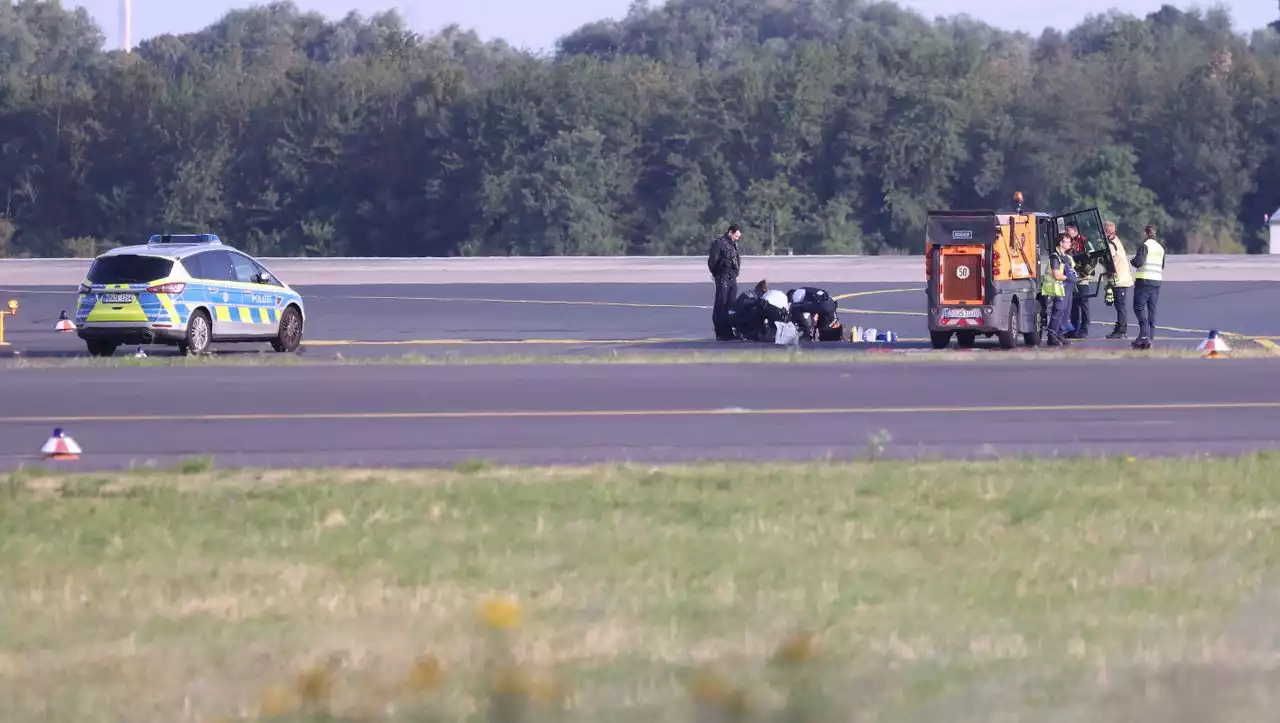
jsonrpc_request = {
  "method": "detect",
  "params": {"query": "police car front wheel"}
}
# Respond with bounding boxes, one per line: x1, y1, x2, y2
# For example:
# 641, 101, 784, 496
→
271, 306, 303, 353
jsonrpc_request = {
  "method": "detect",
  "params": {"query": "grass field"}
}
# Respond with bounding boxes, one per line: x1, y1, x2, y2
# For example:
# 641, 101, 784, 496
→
3, 456, 1280, 722
1, 344, 1271, 369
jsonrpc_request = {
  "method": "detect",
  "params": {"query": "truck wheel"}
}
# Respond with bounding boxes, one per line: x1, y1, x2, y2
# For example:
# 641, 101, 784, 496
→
930, 331, 952, 349
1024, 296, 1042, 346
996, 303, 1018, 349
957, 331, 977, 348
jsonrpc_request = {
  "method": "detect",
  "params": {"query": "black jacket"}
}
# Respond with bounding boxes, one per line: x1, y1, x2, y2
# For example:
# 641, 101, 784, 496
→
786, 287, 837, 315
707, 234, 740, 279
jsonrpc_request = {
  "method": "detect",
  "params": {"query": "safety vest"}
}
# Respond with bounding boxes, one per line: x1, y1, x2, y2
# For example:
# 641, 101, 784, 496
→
1108, 236, 1133, 288
1134, 238, 1165, 282
1040, 252, 1067, 297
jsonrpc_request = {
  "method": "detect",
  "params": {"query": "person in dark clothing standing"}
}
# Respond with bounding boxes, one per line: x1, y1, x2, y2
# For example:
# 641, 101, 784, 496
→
1130, 224, 1165, 350
1065, 224, 1096, 338
707, 224, 742, 340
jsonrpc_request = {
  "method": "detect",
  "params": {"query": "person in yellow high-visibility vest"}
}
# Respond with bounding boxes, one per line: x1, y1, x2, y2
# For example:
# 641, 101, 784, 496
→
1129, 224, 1165, 350
1039, 233, 1074, 347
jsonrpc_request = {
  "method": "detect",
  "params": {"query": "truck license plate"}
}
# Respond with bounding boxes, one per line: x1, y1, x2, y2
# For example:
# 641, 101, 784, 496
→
100, 293, 133, 304
941, 308, 981, 319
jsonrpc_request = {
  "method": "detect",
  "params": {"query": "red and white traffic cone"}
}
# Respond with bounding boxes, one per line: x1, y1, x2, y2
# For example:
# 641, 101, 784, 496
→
54, 311, 74, 332
41, 428, 82, 460
1198, 330, 1231, 358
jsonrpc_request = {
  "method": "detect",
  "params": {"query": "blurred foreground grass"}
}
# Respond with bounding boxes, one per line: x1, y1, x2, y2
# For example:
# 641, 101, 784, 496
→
2, 456, 1280, 722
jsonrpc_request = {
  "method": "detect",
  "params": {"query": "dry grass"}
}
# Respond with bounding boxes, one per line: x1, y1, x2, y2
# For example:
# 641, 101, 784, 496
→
2, 456, 1280, 722
0, 343, 1271, 369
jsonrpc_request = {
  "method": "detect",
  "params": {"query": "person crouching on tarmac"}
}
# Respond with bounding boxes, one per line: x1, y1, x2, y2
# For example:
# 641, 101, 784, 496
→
728, 282, 790, 342
725, 280, 771, 341
1039, 233, 1074, 347
787, 286, 841, 341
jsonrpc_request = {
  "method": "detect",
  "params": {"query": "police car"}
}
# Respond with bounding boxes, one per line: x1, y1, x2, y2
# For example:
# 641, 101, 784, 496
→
74, 234, 306, 357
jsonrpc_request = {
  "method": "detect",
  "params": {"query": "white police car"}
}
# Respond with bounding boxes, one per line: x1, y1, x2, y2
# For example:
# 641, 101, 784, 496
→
74, 234, 306, 357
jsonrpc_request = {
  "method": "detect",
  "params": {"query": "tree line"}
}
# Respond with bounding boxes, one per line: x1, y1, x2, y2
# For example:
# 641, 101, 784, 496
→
1, 0, 1278, 258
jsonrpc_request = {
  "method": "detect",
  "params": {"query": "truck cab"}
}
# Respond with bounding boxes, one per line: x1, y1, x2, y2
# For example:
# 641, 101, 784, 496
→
924, 193, 1107, 349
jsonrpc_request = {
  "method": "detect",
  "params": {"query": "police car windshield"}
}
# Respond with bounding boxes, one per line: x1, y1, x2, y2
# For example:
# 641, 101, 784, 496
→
86, 255, 175, 284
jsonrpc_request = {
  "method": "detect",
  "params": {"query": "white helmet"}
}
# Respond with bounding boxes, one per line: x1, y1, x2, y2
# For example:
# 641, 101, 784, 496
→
763, 289, 788, 310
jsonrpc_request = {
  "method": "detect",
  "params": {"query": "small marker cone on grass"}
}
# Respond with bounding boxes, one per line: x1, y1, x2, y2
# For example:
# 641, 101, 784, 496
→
41, 427, 81, 460
1198, 329, 1231, 358
54, 310, 73, 332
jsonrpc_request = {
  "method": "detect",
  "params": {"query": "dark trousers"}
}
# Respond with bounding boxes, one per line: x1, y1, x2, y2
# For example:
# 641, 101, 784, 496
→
1133, 281, 1160, 341
792, 303, 836, 340
1040, 295, 1068, 343
712, 276, 738, 339
1111, 285, 1129, 334
1070, 285, 1090, 336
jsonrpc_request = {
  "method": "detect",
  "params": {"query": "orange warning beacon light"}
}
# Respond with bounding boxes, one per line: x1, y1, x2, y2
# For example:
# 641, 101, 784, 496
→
0, 298, 16, 346
42, 428, 82, 460
55, 310, 74, 332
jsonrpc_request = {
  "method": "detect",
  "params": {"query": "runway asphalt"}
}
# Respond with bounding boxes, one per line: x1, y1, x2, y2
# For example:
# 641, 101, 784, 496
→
3, 360, 1280, 470
3, 280, 1280, 358
3, 280, 1280, 469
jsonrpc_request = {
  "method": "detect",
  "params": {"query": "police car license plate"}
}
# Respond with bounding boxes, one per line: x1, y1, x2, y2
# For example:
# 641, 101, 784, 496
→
941, 308, 981, 318
100, 293, 133, 304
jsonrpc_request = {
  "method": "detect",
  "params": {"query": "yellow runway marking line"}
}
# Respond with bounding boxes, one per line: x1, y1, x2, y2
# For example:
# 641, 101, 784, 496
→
1253, 338, 1280, 353
338, 286, 923, 311
305, 337, 702, 346
341, 295, 708, 310
300, 334, 1216, 346
8, 400, 1280, 425
832, 288, 922, 301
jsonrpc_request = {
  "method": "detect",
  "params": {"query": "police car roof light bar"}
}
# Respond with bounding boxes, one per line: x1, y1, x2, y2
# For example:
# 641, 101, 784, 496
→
148, 233, 222, 246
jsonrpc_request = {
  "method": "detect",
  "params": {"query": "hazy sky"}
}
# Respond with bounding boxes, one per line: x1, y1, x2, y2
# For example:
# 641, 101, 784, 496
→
71, 0, 1273, 52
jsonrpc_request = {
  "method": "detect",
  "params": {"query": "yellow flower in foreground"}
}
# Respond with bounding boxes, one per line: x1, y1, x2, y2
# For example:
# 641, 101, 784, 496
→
488, 664, 569, 707
490, 663, 532, 695
477, 596, 523, 630
771, 630, 818, 666
405, 654, 446, 692
685, 665, 731, 702
724, 688, 751, 720
296, 666, 335, 707
256, 683, 299, 717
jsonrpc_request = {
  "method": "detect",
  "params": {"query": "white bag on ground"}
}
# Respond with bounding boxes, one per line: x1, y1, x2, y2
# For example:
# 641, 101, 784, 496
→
774, 321, 800, 346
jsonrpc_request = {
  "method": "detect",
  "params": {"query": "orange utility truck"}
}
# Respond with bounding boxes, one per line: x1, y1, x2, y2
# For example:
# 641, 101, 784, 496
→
924, 192, 1109, 349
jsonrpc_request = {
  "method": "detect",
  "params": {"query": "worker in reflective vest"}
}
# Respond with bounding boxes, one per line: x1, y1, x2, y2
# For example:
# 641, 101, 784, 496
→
1102, 221, 1134, 340
1039, 233, 1073, 347
1130, 225, 1165, 350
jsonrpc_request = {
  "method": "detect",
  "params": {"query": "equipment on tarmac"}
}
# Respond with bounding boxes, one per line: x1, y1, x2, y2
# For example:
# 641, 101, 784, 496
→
924, 192, 1109, 350
41, 428, 82, 460
796, 311, 845, 341
1198, 330, 1231, 358
774, 321, 800, 346
55, 310, 74, 332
